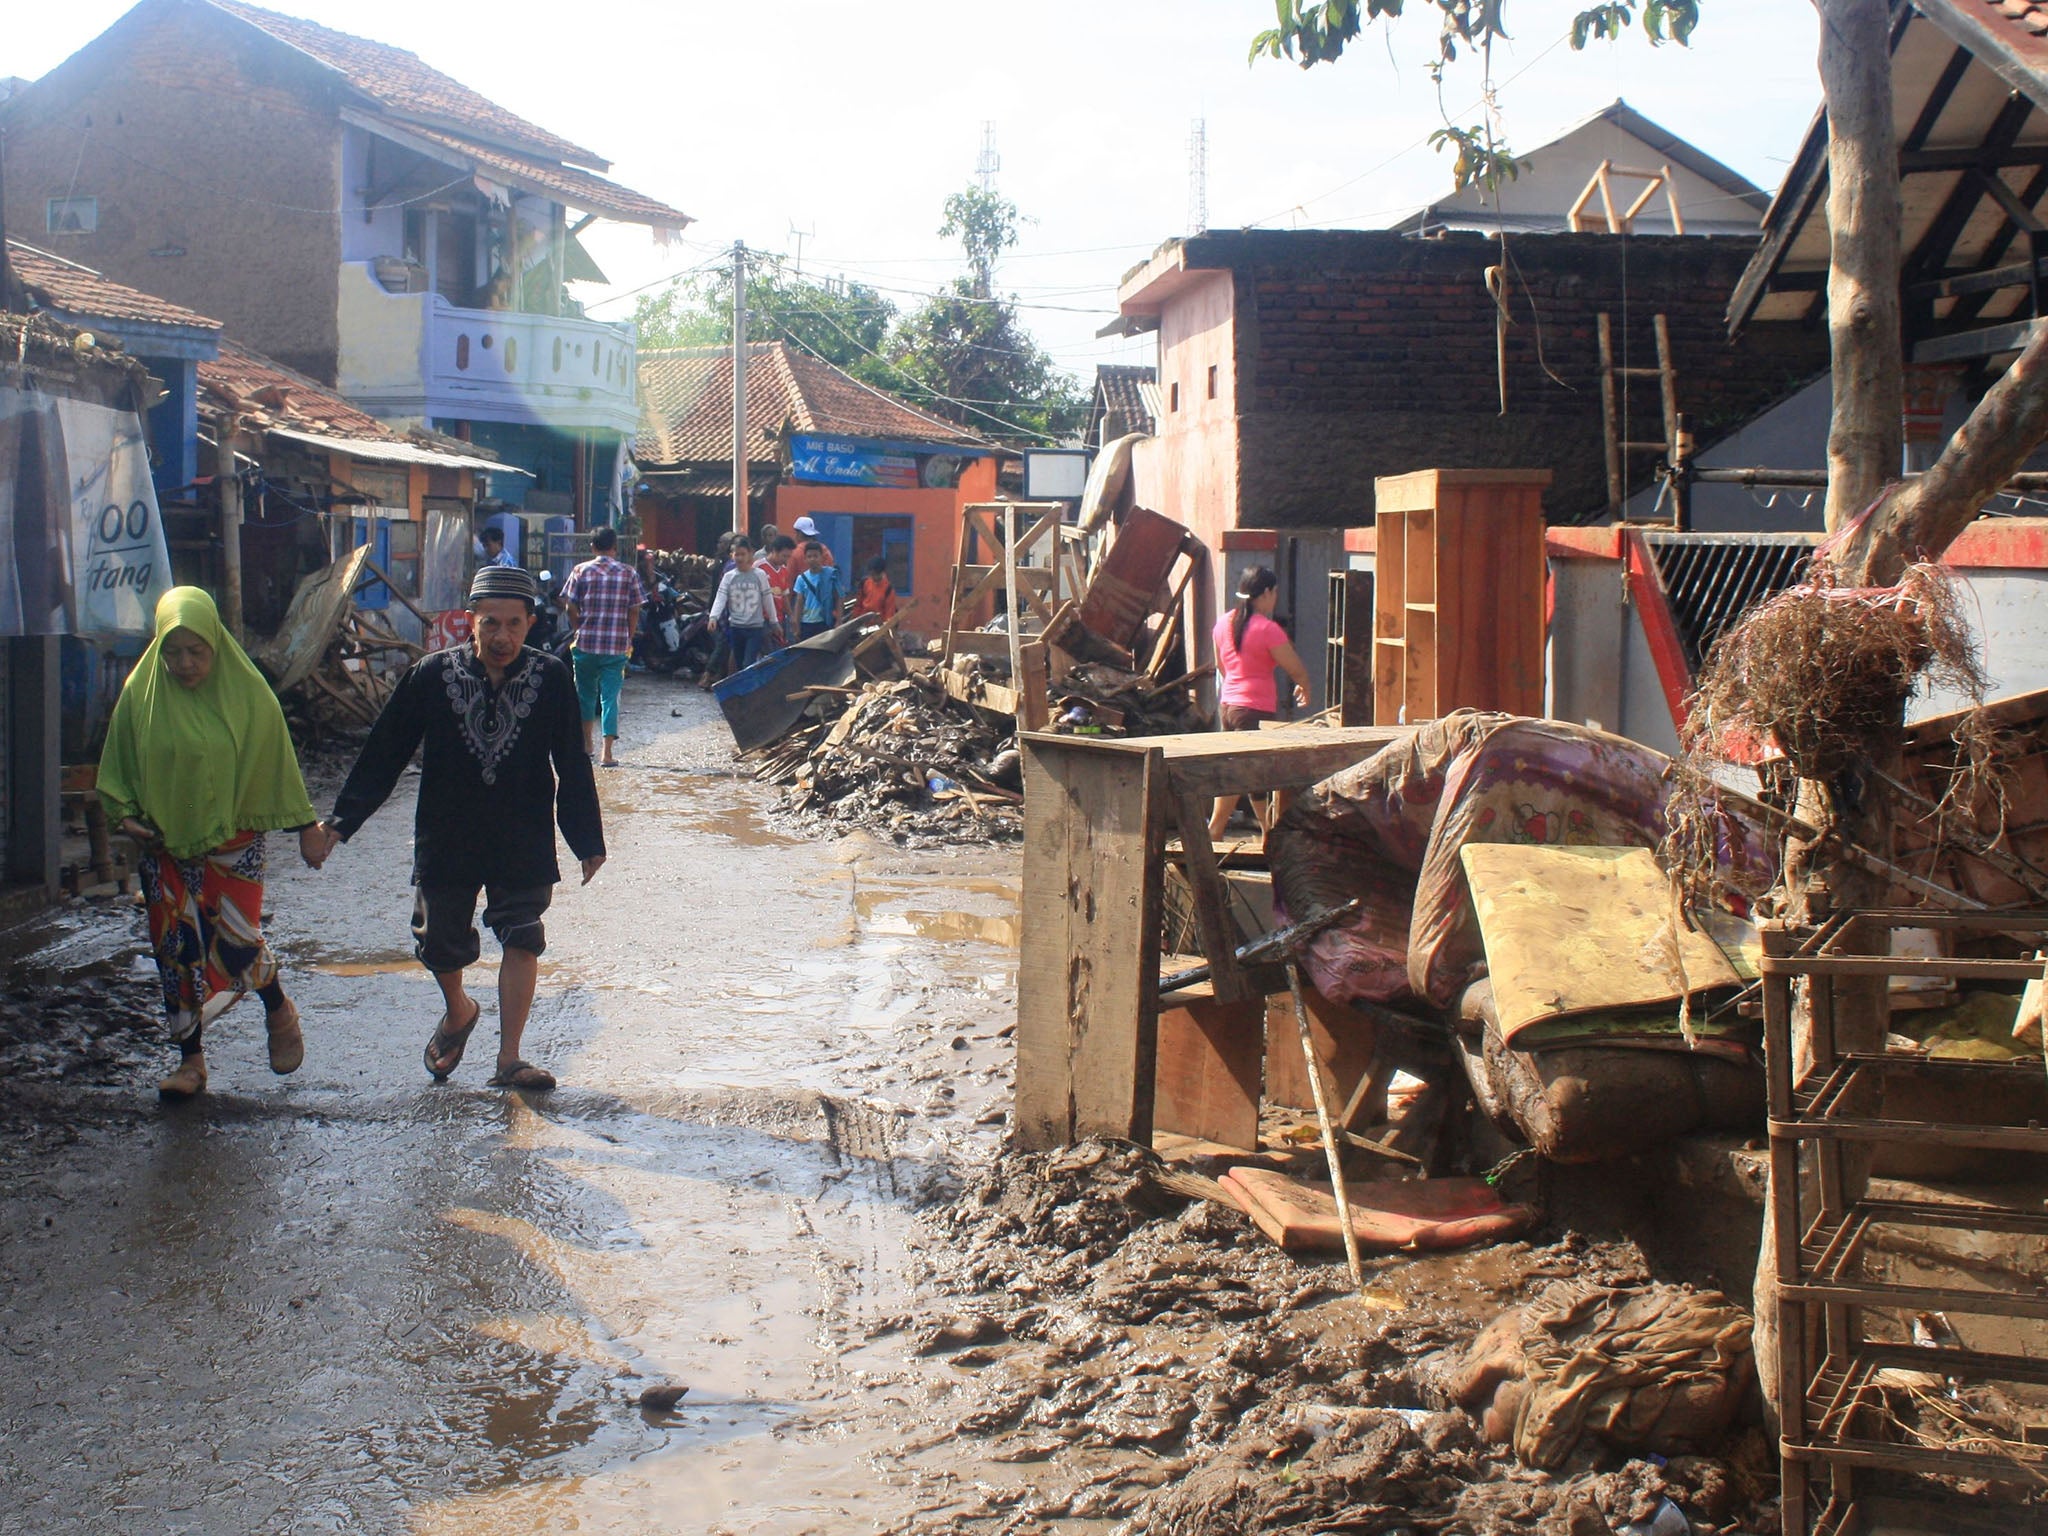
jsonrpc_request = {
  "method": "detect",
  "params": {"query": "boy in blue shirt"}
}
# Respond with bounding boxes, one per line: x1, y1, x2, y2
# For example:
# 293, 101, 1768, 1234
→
792, 540, 845, 640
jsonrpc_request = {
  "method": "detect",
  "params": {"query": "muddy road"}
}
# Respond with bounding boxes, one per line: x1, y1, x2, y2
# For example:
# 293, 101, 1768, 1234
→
0, 679, 1025, 1534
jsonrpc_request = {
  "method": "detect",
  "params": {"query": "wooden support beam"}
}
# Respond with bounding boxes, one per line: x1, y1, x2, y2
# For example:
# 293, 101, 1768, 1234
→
1171, 786, 1251, 1004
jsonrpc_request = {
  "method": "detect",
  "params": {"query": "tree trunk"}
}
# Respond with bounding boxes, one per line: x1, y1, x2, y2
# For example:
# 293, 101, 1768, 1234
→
1815, 0, 1904, 533
1755, 0, 1906, 1436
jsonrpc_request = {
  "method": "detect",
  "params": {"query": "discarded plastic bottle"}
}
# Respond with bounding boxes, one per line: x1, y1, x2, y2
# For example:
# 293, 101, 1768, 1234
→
1617, 1500, 1688, 1536
926, 773, 959, 794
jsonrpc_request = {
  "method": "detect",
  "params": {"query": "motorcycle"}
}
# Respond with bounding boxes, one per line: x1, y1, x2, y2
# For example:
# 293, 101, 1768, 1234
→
633, 574, 689, 673
527, 569, 575, 661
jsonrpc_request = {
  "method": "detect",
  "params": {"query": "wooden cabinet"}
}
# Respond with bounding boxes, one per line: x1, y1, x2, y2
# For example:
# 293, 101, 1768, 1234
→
1372, 468, 1549, 724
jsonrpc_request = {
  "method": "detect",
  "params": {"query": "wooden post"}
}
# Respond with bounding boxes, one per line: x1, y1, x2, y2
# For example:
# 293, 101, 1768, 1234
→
1017, 639, 1051, 733
216, 430, 245, 641
1014, 740, 1166, 1150
1597, 314, 1624, 511
1002, 502, 1023, 689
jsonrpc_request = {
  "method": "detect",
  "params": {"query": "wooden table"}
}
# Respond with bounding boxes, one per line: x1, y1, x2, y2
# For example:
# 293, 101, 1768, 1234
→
1014, 724, 1411, 1151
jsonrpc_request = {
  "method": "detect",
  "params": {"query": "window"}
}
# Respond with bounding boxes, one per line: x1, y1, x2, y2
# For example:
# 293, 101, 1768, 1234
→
1170, 382, 1181, 413
1207, 364, 1219, 400
46, 197, 97, 234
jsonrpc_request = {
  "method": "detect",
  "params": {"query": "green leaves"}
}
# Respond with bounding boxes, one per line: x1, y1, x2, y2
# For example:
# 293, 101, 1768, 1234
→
1428, 126, 1527, 193
1570, 0, 1700, 49
1251, 0, 1701, 68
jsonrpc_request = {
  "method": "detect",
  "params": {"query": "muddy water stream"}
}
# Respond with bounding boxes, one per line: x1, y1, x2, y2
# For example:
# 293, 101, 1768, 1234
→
0, 681, 1021, 1533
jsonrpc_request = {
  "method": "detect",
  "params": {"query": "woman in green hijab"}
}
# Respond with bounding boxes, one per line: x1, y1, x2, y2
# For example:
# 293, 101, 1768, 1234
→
99, 587, 327, 1099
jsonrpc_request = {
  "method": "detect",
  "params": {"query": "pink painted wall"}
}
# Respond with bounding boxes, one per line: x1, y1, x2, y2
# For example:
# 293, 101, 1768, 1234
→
1128, 269, 1238, 668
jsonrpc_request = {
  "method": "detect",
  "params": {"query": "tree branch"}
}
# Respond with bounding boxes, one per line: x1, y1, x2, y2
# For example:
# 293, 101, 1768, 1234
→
1838, 320, 2048, 583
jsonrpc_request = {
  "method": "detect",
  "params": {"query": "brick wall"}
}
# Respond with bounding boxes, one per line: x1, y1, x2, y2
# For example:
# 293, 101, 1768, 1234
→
1170, 231, 1828, 527
3, 0, 346, 381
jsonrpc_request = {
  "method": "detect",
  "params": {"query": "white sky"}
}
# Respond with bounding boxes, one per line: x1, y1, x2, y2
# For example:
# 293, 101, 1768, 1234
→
8, 0, 1822, 390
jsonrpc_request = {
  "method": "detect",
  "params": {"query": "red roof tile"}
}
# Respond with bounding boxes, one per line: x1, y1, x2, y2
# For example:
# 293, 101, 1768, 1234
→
403, 125, 689, 232
8, 240, 221, 332
209, 0, 606, 168
637, 342, 988, 466
201, 339, 415, 441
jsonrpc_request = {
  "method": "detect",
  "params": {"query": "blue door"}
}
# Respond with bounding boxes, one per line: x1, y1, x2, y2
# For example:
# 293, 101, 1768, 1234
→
349, 517, 393, 609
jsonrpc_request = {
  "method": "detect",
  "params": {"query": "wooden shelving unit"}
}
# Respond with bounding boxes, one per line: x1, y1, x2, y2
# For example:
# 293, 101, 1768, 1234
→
1371, 469, 1548, 725
1762, 910, 2048, 1536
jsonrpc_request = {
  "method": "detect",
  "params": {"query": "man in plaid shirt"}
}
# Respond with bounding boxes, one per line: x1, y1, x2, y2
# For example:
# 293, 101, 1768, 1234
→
560, 526, 645, 767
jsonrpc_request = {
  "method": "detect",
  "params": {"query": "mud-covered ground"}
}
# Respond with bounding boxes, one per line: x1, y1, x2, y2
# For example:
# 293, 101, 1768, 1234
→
884, 1143, 1777, 1535
0, 675, 1777, 1534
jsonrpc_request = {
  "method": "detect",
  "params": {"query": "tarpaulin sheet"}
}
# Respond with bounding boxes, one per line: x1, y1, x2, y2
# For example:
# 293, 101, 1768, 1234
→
713, 623, 861, 753
1269, 712, 1774, 1009
0, 378, 171, 636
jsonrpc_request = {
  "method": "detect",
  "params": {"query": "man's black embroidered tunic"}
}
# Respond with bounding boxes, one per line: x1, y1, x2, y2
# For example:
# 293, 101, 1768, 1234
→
330, 645, 603, 887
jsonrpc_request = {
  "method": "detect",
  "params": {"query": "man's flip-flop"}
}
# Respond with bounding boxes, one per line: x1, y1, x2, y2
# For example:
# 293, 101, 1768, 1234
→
423, 998, 481, 1082
488, 1060, 557, 1092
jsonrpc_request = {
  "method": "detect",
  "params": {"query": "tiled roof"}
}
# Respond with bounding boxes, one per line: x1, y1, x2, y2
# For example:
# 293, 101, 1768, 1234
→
403, 125, 689, 232
636, 342, 988, 466
209, 0, 605, 169
1975, 0, 2048, 38
201, 341, 511, 472
7, 240, 221, 332
1093, 363, 1156, 433
201, 340, 398, 438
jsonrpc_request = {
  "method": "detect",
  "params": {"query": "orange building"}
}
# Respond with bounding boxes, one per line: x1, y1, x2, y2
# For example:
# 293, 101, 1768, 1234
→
634, 342, 1004, 637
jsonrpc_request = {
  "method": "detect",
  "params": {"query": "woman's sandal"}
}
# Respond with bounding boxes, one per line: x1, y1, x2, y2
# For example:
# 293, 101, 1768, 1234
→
487, 1060, 557, 1092
423, 998, 482, 1082
266, 999, 305, 1075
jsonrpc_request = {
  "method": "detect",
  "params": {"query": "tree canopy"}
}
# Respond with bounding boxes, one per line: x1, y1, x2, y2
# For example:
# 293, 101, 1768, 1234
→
630, 186, 1086, 445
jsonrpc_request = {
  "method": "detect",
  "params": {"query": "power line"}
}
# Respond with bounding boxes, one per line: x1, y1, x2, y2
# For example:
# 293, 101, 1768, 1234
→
1243, 25, 1575, 229
780, 303, 1064, 444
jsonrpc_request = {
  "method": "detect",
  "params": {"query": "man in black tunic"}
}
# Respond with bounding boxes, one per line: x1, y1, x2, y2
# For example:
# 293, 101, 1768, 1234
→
313, 564, 604, 1090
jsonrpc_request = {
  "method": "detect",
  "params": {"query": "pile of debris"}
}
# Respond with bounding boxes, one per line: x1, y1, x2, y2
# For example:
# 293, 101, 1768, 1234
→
253, 545, 421, 746
753, 673, 1024, 841
1053, 659, 1207, 736
647, 549, 722, 596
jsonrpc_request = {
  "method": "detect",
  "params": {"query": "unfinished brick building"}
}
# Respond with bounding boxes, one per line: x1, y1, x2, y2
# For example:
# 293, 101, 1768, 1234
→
1111, 229, 1830, 542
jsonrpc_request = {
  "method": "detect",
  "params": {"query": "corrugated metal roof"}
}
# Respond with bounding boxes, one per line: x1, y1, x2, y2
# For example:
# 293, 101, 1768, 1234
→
264, 426, 524, 474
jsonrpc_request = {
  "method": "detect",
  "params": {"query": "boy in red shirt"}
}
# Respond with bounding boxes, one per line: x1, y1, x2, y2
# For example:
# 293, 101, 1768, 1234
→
759, 534, 798, 645
851, 556, 898, 624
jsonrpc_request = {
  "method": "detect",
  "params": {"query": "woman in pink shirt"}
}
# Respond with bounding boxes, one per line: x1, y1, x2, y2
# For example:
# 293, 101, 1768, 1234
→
1208, 566, 1311, 837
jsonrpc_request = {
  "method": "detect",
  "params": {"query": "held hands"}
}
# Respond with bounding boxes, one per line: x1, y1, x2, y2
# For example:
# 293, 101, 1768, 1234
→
300, 821, 341, 870
580, 854, 606, 886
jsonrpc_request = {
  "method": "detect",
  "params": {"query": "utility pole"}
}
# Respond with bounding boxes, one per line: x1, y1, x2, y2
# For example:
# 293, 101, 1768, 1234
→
731, 241, 748, 537
216, 426, 245, 641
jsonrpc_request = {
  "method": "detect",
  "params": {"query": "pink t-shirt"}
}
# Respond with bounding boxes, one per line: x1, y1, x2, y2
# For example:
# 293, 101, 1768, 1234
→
1214, 611, 1288, 712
